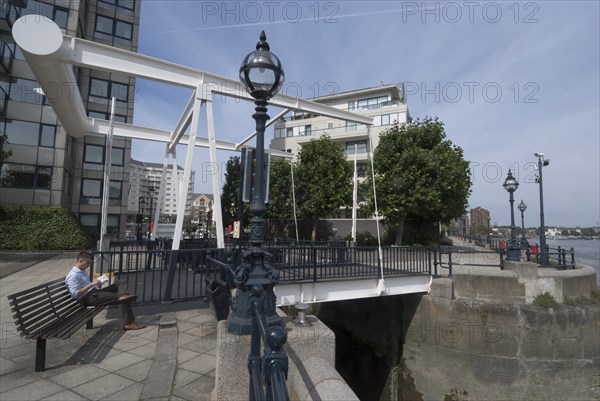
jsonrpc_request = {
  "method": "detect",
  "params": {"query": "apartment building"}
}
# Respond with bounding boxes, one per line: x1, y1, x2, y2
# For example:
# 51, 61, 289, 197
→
270, 83, 409, 178
470, 206, 491, 232
128, 159, 195, 218
0, 0, 141, 239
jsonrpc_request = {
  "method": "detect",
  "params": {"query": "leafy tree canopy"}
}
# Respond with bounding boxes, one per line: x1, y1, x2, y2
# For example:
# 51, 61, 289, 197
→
368, 117, 471, 229
266, 157, 294, 237
221, 156, 241, 229
295, 135, 352, 240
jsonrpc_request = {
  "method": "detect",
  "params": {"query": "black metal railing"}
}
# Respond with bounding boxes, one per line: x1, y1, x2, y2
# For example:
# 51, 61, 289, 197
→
89, 242, 519, 304
247, 284, 289, 401
91, 247, 224, 303
436, 247, 505, 276
526, 245, 575, 269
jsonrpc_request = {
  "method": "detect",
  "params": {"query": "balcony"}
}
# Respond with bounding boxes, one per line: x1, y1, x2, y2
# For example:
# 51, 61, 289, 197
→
1, 1, 20, 32
0, 40, 14, 74
0, 83, 8, 116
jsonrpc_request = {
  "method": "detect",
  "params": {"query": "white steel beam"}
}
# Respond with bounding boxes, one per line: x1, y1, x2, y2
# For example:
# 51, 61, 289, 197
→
171, 87, 203, 250
235, 108, 291, 149
275, 275, 431, 306
205, 89, 225, 248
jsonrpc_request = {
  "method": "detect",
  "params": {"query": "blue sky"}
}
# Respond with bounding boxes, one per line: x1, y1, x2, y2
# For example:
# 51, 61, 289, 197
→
131, 1, 599, 228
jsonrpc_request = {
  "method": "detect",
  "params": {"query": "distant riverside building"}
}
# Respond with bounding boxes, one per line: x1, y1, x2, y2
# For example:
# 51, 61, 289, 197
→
0, 0, 141, 239
191, 193, 214, 237
271, 83, 409, 179
470, 206, 490, 232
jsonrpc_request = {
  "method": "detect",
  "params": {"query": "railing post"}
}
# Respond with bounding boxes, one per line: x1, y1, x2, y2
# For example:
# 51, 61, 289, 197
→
447, 248, 452, 277
570, 247, 575, 268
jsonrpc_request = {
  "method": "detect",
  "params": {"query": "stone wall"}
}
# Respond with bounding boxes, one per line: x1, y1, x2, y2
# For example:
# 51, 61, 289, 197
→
402, 283, 600, 400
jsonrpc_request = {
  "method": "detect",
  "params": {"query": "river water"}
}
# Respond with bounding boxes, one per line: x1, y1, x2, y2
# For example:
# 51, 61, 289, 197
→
531, 238, 600, 287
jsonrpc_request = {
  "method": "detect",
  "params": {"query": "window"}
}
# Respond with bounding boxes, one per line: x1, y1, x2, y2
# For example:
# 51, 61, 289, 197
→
89, 78, 129, 107
381, 114, 391, 126
3, 120, 55, 147
81, 178, 122, 205
81, 179, 102, 205
286, 127, 293, 137
349, 95, 389, 111
98, 0, 135, 11
346, 141, 368, 155
84, 144, 125, 170
9, 78, 45, 105
20, 1, 69, 31
327, 122, 334, 129
345, 122, 367, 132
95, 15, 133, 42
88, 110, 128, 123
80, 214, 120, 239
1, 163, 52, 189
299, 125, 312, 136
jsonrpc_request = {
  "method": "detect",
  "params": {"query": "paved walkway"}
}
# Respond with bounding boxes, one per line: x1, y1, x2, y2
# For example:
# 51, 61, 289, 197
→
0, 254, 217, 401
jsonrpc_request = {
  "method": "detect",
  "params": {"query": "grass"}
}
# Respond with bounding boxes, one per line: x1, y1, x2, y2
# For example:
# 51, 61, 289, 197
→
533, 292, 558, 308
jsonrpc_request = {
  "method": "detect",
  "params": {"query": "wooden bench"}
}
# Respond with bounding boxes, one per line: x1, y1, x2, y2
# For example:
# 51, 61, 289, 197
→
7, 278, 108, 371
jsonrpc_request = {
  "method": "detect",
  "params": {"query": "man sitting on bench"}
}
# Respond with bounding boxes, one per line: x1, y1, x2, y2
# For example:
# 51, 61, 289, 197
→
65, 251, 146, 331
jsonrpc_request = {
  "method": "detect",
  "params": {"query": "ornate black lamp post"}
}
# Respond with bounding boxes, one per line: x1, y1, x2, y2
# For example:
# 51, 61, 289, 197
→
535, 153, 550, 266
518, 199, 528, 248
147, 186, 155, 240
228, 31, 285, 335
503, 169, 520, 261
138, 197, 145, 240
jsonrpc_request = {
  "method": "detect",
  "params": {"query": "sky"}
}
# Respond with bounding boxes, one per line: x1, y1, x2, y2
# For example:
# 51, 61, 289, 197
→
130, 0, 600, 228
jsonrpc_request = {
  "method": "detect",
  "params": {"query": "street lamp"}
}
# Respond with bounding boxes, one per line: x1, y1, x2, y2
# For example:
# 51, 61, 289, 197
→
147, 186, 155, 240
138, 197, 145, 240
503, 169, 520, 261
517, 199, 528, 248
535, 153, 550, 266
228, 31, 285, 335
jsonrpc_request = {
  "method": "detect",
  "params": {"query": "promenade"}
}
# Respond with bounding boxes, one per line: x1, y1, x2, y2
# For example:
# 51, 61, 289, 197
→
0, 254, 217, 401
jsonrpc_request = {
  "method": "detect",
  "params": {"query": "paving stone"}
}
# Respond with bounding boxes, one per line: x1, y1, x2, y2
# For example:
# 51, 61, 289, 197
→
1, 379, 66, 400
181, 338, 218, 354
48, 364, 109, 388
128, 342, 157, 358
172, 375, 215, 401
94, 352, 145, 371
98, 383, 144, 401
0, 369, 39, 392
178, 354, 217, 375
71, 373, 135, 400
0, 356, 21, 375
177, 348, 200, 364
115, 358, 153, 382
41, 389, 87, 400
173, 367, 203, 388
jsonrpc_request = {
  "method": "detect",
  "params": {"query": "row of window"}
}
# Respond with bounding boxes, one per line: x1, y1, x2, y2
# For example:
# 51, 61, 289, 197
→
81, 178, 122, 205
2, 119, 56, 147
20, 0, 69, 31
84, 144, 125, 168
80, 213, 120, 239
348, 95, 389, 111
0, 163, 52, 189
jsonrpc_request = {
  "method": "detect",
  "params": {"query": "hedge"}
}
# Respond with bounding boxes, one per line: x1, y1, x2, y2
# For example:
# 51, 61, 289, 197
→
0, 206, 94, 250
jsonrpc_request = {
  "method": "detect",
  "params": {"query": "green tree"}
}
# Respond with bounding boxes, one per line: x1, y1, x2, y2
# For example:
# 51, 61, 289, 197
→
266, 157, 294, 237
295, 135, 352, 240
221, 156, 241, 230
367, 118, 471, 244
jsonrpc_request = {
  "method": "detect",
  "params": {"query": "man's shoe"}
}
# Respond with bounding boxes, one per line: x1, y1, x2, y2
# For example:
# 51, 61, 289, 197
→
124, 322, 146, 330
117, 294, 138, 302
